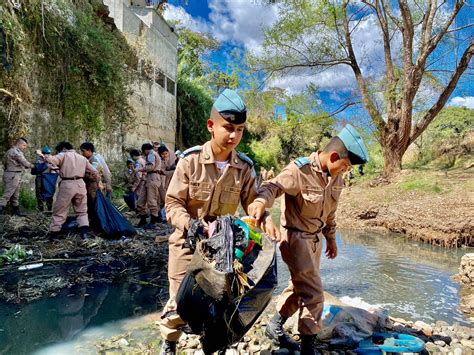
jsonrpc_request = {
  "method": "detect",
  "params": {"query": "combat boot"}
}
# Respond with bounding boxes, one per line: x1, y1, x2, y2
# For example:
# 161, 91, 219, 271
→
265, 313, 300, 351
79, 226, 91, 240
136, 215, 148, 228
12, 206, 26, 217
144, 215, 159, 230
160, 340, 176, 355
300, 334, 320, 355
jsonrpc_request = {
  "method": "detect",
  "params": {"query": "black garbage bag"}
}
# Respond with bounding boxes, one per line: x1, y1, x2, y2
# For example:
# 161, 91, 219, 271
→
176, 217, 277, 353
123, 191, 137, 211
95, 189, 136, 239
40, 173, 58, 200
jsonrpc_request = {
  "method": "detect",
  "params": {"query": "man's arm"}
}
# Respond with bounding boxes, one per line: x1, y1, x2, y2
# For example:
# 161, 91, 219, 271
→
165, 158, 192, 231
15, 151, 33, 169
254, 164, 301, 208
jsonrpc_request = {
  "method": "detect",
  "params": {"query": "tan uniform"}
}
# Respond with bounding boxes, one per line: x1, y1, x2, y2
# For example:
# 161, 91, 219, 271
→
134, 157, 148, 215
0, 147, 33, 207
159, 152, 177, 203
255, 152, 343, 335
160, 141, 258, 341
45, 150, 98, 232
144, 150, 163, 217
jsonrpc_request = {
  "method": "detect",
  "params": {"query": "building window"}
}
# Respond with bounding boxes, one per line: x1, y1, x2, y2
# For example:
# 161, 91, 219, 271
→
167, 77, 175, 95
155, 71, 165, 88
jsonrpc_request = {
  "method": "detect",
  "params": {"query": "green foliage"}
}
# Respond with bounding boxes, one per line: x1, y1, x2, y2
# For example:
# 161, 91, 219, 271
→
0, 244, 27, 266
20, 188, 37, 210
0, 0, 135, 145
399, 177, 442, 194
176, 78, 213, 148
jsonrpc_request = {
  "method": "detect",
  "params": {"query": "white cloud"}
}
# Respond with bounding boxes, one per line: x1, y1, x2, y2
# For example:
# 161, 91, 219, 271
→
448, 96, 474, 109
163, 4, 210, 34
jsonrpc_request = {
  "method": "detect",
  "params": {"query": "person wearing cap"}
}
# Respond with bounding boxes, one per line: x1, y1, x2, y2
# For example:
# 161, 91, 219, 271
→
159, 88, 279, 354
0, 137, 34, 216
32, 145, 58, 212
247, 124, 369, 354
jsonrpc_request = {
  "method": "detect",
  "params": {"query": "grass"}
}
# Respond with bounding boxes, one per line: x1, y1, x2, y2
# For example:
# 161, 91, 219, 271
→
399, 177, 443, 193
19, 188, 37, 210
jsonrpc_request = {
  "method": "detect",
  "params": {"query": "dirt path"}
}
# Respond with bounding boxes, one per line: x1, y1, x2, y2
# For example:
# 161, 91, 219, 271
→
336, 168, 474, 247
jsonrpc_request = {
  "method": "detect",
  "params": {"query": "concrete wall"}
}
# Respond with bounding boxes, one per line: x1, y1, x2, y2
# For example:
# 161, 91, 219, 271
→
102, 0, 178, 152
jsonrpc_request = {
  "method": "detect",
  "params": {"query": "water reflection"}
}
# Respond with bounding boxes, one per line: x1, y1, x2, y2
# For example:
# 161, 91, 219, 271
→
276, 230, 469, 326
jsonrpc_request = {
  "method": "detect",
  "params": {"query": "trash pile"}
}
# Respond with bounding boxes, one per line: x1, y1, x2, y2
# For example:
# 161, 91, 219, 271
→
177, 215, 277, 353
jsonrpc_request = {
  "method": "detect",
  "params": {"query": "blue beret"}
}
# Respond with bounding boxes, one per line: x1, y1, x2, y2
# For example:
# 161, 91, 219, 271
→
41, 146, 51, 154
213, 89, 247, 124
338, 124, 369, 164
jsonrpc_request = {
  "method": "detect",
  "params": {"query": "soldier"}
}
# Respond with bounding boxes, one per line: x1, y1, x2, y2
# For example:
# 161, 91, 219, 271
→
159, 89, 279, 355
130, 149, 148, 226
36, 141, 98, 240
248, 124, 369, 354
0, 137, 34, 216
32, 145, 58, 212
138, 143, 164, 228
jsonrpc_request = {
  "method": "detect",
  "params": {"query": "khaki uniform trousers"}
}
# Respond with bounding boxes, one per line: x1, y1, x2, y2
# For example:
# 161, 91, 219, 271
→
0, 171, 22, 207
159, 229, 193, 341
135, 182, 147, 215
276, 227, 325, 335
50, 180, 88, 232
146, 173, 161, 216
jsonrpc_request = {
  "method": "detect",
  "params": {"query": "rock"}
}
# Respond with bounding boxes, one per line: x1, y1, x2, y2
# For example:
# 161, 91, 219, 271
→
261, 343, 271, 351
451, 338, 459, 344
436, 320, 450, 328
243, 336, 251, 343
248, 344, 261, 353
116, 338, 129, 347
237, 342, 247, 352
435, 340, 446, 347
225, 349, 239, 355
187, 338, 200, 349
414, 320, 433, 336
260, 351, 272, 355
460, 339, 474, 349
453, 348, 463, 355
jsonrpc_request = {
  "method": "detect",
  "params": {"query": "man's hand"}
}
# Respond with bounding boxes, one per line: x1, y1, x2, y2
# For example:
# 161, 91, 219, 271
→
325, 238, 338, 259
35, 149, 43, 157
262, 214, 280, 242
247, 200, 266, 221
105, 184, 112, 193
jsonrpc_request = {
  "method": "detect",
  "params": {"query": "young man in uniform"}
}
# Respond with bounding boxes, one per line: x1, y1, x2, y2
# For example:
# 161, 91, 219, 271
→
159, 89, 279, 355
248, 124, 369, 354
32, 145, 58, 212
0, 137, 34, 216
157, 145, 176, 204
37, 142, 99, 240
139, 143, 164, 228
130, 149, 148, 225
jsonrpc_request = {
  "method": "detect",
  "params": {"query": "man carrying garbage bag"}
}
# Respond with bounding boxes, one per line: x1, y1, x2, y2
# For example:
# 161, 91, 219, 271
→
160, 88, 279, 355
248, 124, 369, 354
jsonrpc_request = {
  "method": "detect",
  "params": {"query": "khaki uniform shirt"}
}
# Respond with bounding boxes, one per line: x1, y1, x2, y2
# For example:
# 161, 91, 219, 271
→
161, 153, 177, 191
145, 150, 163, 184
3, 147, 33, 171
165, 141, 258, 232
131, 157, 146, 191
255, 152, 344, 239
46, 150, 97, 179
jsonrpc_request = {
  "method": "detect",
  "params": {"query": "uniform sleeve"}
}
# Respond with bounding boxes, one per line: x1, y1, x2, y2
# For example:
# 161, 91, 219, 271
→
99, 156, 112, 185
14, 151, 33, 169
144, 152, 156, 173
240, 166, 258, 214
254, 163, 301, 208
165, 158, 191, 231
45, 153, 65, 167
322, 209, 337, 240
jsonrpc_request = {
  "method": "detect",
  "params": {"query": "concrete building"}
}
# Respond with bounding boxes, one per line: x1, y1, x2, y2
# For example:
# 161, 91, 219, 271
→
103, 0, 178, 155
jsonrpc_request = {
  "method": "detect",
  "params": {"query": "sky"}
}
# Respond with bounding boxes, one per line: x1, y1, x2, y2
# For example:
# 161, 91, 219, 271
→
164, 0, 474, 120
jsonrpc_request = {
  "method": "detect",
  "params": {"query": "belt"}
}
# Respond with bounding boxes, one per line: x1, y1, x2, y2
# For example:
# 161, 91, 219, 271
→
61, 176, 84, 180
6, 170, 22, 173
284, 225, 322, 235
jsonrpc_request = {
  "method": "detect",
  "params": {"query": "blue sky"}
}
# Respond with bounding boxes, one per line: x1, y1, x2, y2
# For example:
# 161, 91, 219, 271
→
165, 0, 474, 121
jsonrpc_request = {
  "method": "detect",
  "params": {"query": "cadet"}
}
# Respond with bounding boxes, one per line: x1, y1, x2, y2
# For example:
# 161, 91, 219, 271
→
160, 89, 279, 355
122, 159, 136, 211
130, 149, 148, 225
157, 145, 176, 200
32, 146, 58, 212
138, 143, 163, 228
0, 137, 34, 216
37, 142, 99, 240
248, 124, 369, 354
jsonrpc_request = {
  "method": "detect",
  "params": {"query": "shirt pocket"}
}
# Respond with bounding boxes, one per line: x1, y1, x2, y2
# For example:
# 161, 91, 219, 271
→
219, 186, 241, 205
301, 185, 324, 217
190, 181, 212, 201
331, 184, 344, 201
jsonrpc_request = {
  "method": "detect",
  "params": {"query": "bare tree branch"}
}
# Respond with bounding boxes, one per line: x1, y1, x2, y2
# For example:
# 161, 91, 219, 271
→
410, 40, 474, 144
446, 23, 474, 33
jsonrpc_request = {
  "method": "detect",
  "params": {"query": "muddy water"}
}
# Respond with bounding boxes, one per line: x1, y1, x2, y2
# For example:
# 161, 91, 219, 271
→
0, 230, 470, 354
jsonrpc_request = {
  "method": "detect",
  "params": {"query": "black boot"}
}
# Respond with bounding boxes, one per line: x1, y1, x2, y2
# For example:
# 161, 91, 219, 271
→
144, 215, 158, 230
79, 226, 91, 240
13, 206, 26, 217
160, 340, 176, 355
265, 313, 300, 351
300, 334, 320, 355
136, 215, 148, 228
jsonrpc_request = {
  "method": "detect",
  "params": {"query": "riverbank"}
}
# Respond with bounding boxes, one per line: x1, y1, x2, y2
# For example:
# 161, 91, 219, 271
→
336, 168, 474, 248
0, 212, 172, 304
70, 296, 474, 355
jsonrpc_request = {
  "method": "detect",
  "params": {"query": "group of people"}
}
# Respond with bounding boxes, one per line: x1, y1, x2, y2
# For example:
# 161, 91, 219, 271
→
1, 88, 369, 355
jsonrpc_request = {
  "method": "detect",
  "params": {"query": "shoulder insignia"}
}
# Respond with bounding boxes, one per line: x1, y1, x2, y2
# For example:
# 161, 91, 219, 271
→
237, 152, 254, 166
182, 146, 202, 158
294, 157, 310, 168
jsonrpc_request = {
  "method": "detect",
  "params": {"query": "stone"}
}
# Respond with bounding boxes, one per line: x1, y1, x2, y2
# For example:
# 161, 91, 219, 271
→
243, 336, 251, 343
248, 344, 261, 353
414, 320, 433, 336
187, 338, 200, 349
460, 339, 474, 349
225, 349, 239, 355
436, 320, 450, 328
453, 348, 463, 355
451, 338, 459, 344
435, 340, 446, 347
261, 343, 271, 351
237, 342, 247, 352
116, 338, 129, 347
260, 351, 272, 355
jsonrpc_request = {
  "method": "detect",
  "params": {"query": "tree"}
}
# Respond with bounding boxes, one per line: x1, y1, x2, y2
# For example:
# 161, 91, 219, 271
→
255, 0, 474, 176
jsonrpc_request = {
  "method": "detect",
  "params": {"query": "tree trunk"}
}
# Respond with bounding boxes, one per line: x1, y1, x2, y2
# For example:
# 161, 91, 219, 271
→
382, 141, 404, 176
